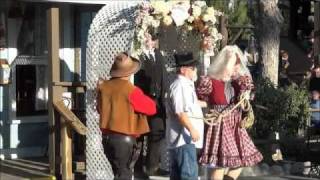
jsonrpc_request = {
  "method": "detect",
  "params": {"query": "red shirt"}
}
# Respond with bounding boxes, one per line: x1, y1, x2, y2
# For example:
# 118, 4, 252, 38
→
210, 79, 228, 105
129, 87, 156, 115
197, 77, 240, 105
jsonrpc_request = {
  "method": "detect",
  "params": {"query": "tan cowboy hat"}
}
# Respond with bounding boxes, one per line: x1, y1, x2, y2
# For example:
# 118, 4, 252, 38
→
110, 52, 141, 77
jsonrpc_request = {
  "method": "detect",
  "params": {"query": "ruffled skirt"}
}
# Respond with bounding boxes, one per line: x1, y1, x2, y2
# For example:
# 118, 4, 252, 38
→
199, 105, 263, 168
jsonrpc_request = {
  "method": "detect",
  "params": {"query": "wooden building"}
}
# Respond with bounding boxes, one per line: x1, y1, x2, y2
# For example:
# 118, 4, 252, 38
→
0, 0, 103, 162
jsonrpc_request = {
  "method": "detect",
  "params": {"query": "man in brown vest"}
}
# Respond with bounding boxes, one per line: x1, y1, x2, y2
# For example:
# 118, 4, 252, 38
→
97, 52, 156, 180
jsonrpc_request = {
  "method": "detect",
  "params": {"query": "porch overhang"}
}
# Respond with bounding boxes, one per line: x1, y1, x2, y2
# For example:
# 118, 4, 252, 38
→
20, 0, 110, 4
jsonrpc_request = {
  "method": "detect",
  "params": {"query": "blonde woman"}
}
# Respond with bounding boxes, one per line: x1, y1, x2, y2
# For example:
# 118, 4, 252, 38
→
197, 45, 263, 180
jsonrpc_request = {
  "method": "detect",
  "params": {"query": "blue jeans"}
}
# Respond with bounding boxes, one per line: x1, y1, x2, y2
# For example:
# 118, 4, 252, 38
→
169, 144, 198, 180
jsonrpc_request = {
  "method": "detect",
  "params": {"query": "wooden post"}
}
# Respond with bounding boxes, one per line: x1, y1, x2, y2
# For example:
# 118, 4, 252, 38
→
47, 7, 61, 177
61, 116, 73, 180
314, 1, 320, 66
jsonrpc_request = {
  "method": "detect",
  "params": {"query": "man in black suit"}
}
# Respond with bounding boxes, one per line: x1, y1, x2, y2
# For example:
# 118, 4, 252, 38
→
134, 32, 168, 178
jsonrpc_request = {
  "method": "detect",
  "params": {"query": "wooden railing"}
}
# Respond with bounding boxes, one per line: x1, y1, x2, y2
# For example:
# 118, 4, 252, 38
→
53, 101, 86, 179
53, 82, 86, 180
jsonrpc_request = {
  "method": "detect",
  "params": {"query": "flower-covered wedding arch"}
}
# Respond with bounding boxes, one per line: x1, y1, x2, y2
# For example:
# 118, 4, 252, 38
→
132, 0, 222, 57
85, 1, 223, 179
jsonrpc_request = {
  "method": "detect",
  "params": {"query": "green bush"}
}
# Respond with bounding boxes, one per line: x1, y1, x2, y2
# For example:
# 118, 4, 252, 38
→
250, 77, 310, 138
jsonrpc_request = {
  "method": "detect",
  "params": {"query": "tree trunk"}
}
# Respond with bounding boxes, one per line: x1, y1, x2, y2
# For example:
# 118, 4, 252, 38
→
255, 0, 283, 86
219, 15, 228, 48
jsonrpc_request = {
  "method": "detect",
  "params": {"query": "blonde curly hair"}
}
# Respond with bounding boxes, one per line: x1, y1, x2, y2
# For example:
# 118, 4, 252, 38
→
208, 45, 251, 81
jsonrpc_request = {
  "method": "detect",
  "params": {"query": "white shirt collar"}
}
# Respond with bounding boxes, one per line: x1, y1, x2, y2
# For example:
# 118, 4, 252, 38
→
178, 75, 194, 86
142, 48, 155, 60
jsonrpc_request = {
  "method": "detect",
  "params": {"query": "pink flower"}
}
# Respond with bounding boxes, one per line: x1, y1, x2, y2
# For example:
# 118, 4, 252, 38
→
135, 15, 142, 25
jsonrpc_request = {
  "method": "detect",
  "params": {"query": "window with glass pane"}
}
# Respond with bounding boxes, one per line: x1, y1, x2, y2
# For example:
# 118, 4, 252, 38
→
12, 2, 49, 116
17, 3, 48, 56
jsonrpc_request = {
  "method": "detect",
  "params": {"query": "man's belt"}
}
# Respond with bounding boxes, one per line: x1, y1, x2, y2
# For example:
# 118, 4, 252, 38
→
103, 133, 136, 144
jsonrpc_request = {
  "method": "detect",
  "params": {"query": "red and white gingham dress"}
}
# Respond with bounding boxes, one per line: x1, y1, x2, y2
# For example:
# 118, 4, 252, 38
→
197, 76, 263, 168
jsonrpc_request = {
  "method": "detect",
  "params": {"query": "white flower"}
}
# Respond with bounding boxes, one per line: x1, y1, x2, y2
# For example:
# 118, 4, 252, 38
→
151, 0, 170, 15
171, 4, 190, 26
206, 7, 215, 15
163, 15, 173, 26
215, 11, 223, 16
207, 27, 223, 41
210, 15, 217, 24
145, 15, 154, 25
151, 19, 160, 28
210, 28, 218, 36
215, 33, 223, 40
192, 6, 201, 18
137, 29, 145, 39
193, 1, 207, 8
202, 13, 217, 24
141, 23, 148, 31
202, 14, 210, 22
164, 1, 176, 9
192, 6, 202, 18
187, 25, 193, 31
187, 16, 195, 23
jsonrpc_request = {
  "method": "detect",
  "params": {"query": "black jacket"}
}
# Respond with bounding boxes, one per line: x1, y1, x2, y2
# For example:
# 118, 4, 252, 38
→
134, 49, 168, 132
310, 77, 320, 92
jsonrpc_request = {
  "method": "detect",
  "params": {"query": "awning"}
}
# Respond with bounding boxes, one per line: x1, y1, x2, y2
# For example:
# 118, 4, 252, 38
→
19, 0, 113, 4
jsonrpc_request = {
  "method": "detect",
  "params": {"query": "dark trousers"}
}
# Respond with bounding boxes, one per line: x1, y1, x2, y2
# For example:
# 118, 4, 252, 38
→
146, 133, 164, 172
135, 116, 165, 177
102, 134, 137, 180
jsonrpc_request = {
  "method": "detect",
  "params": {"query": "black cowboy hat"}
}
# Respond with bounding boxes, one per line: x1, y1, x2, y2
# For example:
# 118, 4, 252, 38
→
174, 52, 199, 67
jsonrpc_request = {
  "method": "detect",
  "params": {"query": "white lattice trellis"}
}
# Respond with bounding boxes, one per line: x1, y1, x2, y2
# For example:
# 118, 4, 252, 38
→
86, 1, 203, 179
86, 2, 141, 179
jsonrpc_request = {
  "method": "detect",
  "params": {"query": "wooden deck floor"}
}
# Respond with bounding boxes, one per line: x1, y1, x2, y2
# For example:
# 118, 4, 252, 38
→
0, 158, 53, 180
1, 158, 320, 180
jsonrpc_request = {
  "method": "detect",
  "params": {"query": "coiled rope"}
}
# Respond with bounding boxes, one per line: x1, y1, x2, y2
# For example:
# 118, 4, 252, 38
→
190, 92, 255, 128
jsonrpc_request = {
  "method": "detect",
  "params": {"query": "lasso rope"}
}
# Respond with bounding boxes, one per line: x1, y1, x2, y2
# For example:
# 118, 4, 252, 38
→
190, 92, 255, 128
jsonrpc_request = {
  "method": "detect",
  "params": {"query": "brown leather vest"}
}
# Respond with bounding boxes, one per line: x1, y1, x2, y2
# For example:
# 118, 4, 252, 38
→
97, 78, 150, 135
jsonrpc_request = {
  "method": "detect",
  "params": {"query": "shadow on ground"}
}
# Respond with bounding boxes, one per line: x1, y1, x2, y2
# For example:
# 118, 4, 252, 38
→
0, 157, 52, 180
